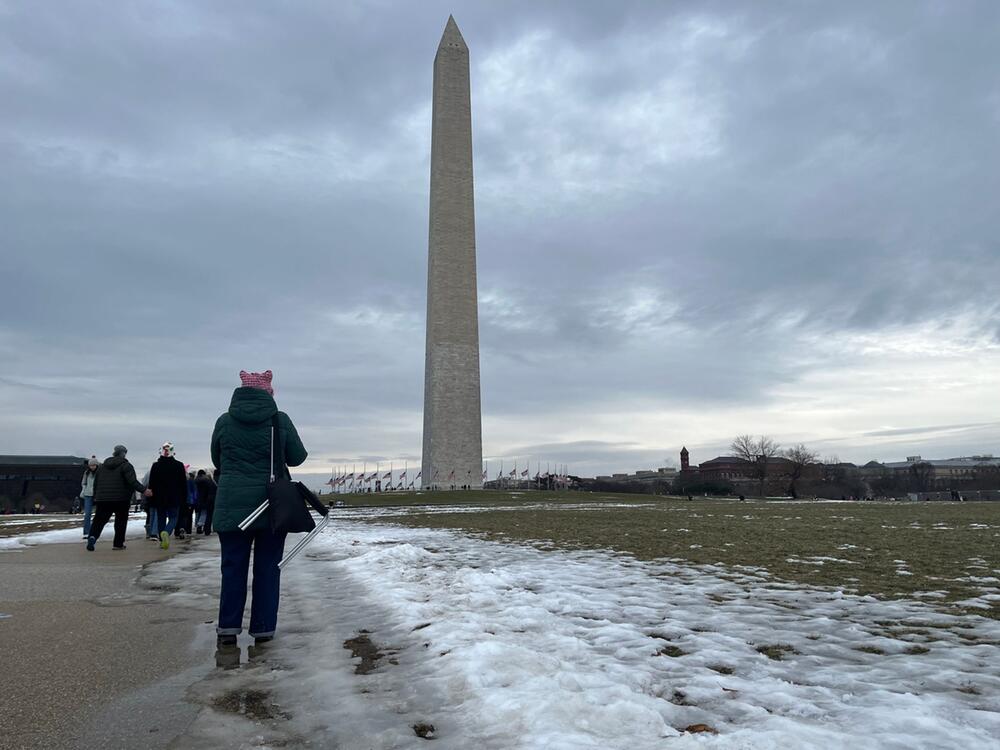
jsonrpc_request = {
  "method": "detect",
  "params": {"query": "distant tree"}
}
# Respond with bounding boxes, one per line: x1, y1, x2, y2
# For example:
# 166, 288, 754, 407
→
730, 434, 781, 498
784, 444, 820, 498
909, 461, 934, 493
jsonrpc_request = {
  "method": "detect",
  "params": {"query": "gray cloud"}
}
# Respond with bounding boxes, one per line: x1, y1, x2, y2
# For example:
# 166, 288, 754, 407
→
2, 1, 998, 477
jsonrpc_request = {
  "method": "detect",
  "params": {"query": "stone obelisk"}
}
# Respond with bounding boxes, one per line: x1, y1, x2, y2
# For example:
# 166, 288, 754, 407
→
421, 16, 483, 490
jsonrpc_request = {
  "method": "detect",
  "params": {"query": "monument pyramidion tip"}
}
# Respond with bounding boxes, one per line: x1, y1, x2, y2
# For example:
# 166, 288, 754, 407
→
438, 14, 467, 51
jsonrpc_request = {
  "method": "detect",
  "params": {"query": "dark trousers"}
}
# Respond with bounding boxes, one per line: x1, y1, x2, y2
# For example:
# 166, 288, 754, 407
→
201, 503, 215, 535
217, 529, 287, 638
177, 504, 193, 534
90, 500, 130, 547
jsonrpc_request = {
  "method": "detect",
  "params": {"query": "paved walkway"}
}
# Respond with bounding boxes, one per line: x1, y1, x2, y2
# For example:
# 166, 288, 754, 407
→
0, 539, 216, 749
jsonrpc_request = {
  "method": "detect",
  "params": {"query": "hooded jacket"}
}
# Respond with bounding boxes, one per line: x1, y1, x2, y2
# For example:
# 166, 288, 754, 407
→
148, 455, 188, 509
210, 387, 307, 532
93, 455, 145, 503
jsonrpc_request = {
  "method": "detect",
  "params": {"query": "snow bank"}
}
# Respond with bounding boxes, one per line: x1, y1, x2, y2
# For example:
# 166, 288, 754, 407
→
0, 517, 148, 549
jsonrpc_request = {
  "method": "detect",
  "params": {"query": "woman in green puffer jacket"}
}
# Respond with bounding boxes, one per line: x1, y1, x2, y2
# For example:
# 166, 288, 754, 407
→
211, 369, 307, 646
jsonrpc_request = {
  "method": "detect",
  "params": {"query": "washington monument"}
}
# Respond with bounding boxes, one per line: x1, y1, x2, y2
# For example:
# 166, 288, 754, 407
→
421, 16, 483, 490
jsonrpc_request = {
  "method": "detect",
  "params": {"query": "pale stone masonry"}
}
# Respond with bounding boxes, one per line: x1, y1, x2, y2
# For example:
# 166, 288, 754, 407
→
421, 16, 483, 489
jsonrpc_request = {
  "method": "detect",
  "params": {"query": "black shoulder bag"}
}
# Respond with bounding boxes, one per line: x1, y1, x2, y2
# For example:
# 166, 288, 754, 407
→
266, 415, 327, 534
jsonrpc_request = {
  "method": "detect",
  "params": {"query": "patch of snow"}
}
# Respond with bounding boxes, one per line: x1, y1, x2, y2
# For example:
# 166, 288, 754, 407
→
140, 519, 1000, 749
0, 517, 147, 550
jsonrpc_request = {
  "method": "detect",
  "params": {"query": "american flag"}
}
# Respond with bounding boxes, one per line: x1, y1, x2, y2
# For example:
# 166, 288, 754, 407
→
383, 470, 392, 479
520, 469, 528, 477
447, 469, 455, 480
508, 468, 517, 477
415, 471, 421, 479
482, 470, 487, 479
399, 470, 407, 479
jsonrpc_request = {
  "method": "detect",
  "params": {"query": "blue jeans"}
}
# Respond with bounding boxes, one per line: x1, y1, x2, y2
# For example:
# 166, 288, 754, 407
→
147, 508, 157, 537
155, 506, 178, 536
81, 496, 94, 537
217, 529, 287, 638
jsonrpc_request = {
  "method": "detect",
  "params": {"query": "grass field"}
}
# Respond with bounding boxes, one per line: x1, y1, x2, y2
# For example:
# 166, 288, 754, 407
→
331, 490, 1000, 617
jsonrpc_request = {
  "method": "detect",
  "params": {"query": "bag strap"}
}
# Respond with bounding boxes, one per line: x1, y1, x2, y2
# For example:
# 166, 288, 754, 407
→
270, 413, 286, 482
269, 415, 277, 483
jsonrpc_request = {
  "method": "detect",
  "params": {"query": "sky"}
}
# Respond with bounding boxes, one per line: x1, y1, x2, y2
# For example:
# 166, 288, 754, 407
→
2, 0, 999, 480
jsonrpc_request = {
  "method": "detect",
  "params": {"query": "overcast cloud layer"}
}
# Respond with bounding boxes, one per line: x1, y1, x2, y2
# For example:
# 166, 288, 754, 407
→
2, 0, 998, 479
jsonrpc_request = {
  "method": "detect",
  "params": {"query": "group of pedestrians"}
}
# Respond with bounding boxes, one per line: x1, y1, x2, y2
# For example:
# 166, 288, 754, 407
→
82, 445, 219, 550
82, 369, 307, 649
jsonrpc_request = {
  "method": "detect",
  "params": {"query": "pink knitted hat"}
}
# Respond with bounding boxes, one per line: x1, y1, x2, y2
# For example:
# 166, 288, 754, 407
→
240, 369, 274, 395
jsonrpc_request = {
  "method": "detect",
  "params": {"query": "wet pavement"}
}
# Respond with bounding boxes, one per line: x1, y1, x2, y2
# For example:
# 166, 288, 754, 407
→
0, 538, 216, 749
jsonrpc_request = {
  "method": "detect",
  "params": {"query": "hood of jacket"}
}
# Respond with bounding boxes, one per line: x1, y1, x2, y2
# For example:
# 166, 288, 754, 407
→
228, 386, 278, 425
102, 455, 126, 471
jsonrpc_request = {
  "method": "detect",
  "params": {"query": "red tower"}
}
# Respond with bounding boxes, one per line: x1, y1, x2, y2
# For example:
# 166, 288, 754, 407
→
680, 446, 690, 471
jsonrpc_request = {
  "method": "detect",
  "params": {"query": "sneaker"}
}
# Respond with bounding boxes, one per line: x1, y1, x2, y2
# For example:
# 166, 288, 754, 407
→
176, 529, 185, 540
254, 636, 274, 646
196, 526, 203, 534
112, 545, 127, 550
217, 634, 238, 647
159, 530, 170, 550
86, 536, 95, 551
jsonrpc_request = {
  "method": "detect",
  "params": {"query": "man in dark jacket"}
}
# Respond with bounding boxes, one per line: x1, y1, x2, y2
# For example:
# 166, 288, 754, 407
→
88, 445, 151, 551
148, 442, 188, 550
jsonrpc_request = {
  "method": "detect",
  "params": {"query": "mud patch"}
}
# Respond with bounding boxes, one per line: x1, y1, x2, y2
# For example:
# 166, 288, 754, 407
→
211, 688, 291, 721
344, 632, 385, 674
755, 643, 798, 661
413, 722, 436, 739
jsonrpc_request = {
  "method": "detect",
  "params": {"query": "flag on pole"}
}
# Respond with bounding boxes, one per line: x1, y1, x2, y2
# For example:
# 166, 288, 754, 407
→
415, 471, 422, 479
520, 469, 528, 477
383, 470, 392, 479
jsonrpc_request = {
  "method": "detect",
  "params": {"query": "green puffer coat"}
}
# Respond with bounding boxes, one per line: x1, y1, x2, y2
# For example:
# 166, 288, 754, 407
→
211, 387, 308, 532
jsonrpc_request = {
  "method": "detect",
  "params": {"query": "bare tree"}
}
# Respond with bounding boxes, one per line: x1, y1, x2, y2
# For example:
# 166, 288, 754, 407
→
909, 461, 934, 493
784, 443, 819, 498
730, 434, 781, 498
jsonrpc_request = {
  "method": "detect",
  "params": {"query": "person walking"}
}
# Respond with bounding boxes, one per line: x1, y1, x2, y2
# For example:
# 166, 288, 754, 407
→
148, 443, 187, 550
140, 464, 157, 539
195, 469, 217, 535
174, 466, 198, 539
212, 370, 307, 646
87, 445, 151, 551
79, 457, 99, 539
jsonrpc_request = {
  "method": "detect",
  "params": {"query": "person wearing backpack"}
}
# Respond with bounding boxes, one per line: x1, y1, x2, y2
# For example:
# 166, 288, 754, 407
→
79, 457, 99, 538
211, 370, 307, 646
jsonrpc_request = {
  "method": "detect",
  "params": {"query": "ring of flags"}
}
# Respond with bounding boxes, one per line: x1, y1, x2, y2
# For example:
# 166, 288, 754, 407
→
324, 460, 571, 493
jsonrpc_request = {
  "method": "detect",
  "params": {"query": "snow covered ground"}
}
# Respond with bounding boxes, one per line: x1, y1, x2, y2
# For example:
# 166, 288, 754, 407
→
0, 513, 148, 549
136, 518, 1000, 749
